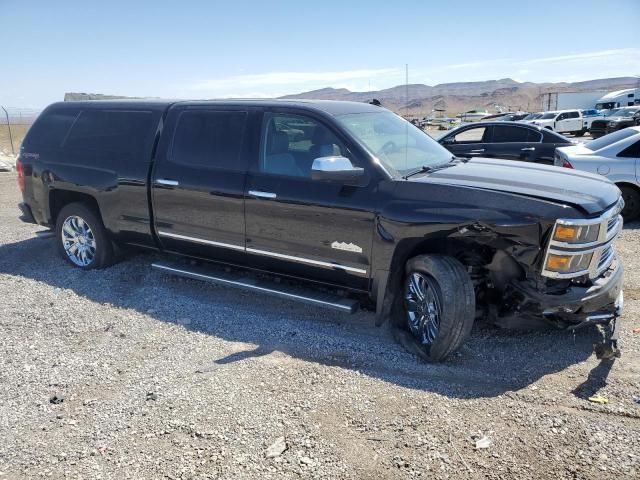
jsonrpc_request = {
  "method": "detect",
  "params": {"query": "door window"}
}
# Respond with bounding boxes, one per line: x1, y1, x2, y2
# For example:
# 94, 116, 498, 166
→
24, 108, 80, 149
452, 126, 486, 143
64, 110, 154, 155
556, 113, 568, 121
172, 110, 248, 171
491, 125, 530, 143
260, 113, 348, 177
618, 140, 640, 158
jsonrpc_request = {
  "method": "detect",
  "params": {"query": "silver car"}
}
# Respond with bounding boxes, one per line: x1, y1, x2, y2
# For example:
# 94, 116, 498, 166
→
554, 127, 640, 220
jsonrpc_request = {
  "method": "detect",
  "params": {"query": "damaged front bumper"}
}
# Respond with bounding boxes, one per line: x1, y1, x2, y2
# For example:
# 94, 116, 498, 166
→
510, 259, 624, 357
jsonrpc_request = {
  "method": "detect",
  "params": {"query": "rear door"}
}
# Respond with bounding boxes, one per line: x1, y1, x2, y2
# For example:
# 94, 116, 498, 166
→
243, 109, 377, 290
442, 125, 490, 158
151, 105, 254, 263
484, 124, 537, 162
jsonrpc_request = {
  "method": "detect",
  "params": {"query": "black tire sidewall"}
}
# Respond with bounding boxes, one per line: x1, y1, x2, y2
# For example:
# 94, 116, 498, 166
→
55, 203, 113, 269
402, 255, 475, 361
620, 186, 640, 221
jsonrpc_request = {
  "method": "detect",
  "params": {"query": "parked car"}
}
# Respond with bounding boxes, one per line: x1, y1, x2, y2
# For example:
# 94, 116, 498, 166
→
589, 106, 640, 139
520, 112, 543, 122
457, 109, 491, 122
486, 112, 529, 122
438, 121, 573, 164
530, 109, 592, 136
503, 112, 529, 121
17, 100, 624, 361
581, 109, 602, 118
0, 158, 13, 172
555, 127, 640, 220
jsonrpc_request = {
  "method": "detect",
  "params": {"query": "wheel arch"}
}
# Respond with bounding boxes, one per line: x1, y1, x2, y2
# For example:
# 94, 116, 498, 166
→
49, 189, 102, 225
374, 235, 496, 326
614, 181, 640, 196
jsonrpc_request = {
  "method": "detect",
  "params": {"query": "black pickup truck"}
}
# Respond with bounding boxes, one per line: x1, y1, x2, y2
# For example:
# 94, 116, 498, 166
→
16, 100, 624, 361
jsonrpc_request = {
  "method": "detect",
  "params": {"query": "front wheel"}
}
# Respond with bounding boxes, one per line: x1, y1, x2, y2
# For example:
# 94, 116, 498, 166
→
399, 255, 475, 361
55, 203, 114, 269
574, 129, 586, 137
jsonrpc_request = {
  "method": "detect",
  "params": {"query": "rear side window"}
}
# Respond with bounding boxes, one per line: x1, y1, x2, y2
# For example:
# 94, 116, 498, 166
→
172, 110, 248, 171
64, 110, 154, 155
491, 125, 529, 143
618, 140, 640, 158
23, 109, 79, 149
452, 126, 486, 143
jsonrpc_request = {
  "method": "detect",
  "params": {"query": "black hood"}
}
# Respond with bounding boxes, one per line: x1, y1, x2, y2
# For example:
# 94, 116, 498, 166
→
408, 158, 620, 215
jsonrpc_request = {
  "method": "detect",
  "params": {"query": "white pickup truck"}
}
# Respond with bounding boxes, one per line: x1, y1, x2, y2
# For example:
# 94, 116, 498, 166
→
530, 109, 595, 136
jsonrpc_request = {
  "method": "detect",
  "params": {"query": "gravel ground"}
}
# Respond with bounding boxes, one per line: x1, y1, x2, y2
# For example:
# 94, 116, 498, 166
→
0, 173, 638, 479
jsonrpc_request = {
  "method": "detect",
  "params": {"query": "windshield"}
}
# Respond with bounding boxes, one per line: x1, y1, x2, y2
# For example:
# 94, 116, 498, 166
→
523, 113, 541, 120
539, 112, 557, 119
612, 107, 639, 118
337, 111, 452, 176
604, 108, 620, 117
586, 128, 638, 151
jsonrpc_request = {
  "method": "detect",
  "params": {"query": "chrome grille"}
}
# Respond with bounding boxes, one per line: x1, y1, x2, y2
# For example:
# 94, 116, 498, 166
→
598, 245, 614, 271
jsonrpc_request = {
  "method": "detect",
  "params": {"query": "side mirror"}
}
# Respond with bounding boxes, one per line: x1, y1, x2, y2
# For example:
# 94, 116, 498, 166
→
441, 136, 455, 145
311, 156, 364, 184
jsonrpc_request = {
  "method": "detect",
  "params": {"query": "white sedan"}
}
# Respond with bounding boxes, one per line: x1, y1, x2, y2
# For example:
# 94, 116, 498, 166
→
554, 127, 640, 220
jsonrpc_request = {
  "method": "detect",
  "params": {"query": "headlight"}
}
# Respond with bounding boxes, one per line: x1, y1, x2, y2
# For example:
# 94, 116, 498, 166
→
552, 223, 600, 244
608, 121, 617, 127
545, 252, 593, 274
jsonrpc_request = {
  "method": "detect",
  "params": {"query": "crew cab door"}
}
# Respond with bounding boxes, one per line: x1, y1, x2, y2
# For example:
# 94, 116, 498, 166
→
151, 105, 254, 263
441, 125, 490, 158
244, 110, 376, 290
556, 111, 582, 132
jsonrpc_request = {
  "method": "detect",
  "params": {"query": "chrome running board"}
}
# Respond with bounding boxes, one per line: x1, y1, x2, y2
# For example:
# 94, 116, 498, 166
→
151, 261, 358, 314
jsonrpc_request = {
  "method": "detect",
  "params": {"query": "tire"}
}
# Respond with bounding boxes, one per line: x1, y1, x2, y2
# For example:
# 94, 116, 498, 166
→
574, 129, 586, 137
397, 255, 475, 362
55, 202, 114, 269
619, 186, 640, 221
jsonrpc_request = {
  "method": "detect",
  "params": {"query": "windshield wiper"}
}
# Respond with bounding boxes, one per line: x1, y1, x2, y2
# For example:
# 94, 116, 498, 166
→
403, 157, 464, 179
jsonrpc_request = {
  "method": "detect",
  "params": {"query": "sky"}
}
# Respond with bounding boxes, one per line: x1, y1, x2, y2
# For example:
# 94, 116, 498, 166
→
1, 0, 639, 109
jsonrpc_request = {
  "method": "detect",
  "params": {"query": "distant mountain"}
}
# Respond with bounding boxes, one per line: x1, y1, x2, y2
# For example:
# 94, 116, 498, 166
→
280, 76, 638, 116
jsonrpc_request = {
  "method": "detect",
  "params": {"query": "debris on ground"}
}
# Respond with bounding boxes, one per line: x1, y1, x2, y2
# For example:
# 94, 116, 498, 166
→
265, 436, 287, 458
473, 434, 493, 449
587, 395, 609, 404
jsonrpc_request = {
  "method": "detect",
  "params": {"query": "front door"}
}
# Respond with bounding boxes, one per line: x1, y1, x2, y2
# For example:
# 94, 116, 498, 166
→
244, 111, 376, 290
151, 106, 254, 264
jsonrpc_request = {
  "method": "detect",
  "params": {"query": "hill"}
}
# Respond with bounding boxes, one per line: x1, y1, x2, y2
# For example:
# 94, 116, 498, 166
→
280, 76, 638, 116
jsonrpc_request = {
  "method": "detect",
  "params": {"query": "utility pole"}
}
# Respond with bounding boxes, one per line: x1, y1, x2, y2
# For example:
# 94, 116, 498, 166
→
405, 64, 409, 118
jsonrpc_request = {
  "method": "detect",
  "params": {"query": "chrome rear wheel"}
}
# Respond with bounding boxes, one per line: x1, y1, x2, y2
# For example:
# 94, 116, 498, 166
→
61, 215, 97, 267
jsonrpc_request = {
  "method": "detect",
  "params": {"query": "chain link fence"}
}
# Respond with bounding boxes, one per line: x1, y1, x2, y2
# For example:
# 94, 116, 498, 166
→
0, 107, 41, 156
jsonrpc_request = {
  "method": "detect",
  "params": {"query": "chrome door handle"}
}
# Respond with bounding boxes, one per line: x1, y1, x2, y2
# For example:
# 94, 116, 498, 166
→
521, 147, 536, 152
248, 190, 277, 199
470, 149, 485, 153
157, 178, 179, 186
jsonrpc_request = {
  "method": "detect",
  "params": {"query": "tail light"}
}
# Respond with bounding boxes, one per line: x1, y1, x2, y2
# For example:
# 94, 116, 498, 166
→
16, 158, 25, 192
562, 159, 573, 169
